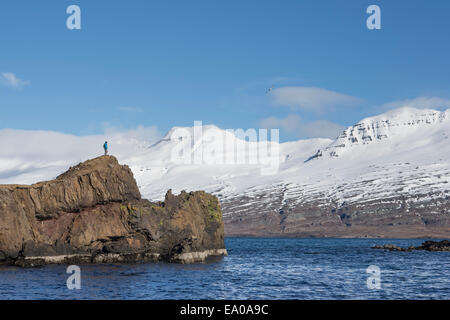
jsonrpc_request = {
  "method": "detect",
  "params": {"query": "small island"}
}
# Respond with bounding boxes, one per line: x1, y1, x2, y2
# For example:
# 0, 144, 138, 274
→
0, 156, 227, 267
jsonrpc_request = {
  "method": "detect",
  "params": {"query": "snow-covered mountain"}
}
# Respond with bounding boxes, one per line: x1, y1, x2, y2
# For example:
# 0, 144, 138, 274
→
127, 107, 450, 203
121, 107, 450, 237
1, 107, 450, 237
320, 107, 449, 159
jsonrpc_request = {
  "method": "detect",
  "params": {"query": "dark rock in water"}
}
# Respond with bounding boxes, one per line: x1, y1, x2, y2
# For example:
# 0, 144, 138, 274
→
372, 240, 450, 252
416, 240, 450, 251
372, 244, 403, 251
0, 156, 226, 266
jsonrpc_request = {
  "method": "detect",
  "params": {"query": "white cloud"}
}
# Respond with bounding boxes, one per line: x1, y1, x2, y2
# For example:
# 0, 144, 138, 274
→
259, 114, 302, 133
0, 125, 161, 184
297, 120, 345, 139
381, 96, 450, 111
1, 72, 30, 89
118, 106, 144, 113
259, 114, 345, 139
260, 114, 302, 134
271, 86, 361, 112
103, 124, 161, 144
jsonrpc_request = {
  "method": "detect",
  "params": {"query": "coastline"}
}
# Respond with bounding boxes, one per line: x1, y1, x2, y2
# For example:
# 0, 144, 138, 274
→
12, 249, 228, 267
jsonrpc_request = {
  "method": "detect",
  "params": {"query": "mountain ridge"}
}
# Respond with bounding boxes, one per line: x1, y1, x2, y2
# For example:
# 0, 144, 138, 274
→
317, 107, 449, 159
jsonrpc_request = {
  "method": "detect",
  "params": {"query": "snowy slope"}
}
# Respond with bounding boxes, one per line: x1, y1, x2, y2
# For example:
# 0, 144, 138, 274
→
127, 126, 333, 201
123, 107, 450, 211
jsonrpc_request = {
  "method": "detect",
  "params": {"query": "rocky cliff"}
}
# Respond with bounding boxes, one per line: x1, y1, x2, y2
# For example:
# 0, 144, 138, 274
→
0, 156, 226, 266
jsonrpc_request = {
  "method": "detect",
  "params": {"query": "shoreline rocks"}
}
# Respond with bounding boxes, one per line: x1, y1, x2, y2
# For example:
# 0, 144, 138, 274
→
372, 240, 450, 252
0, 156, 227, 266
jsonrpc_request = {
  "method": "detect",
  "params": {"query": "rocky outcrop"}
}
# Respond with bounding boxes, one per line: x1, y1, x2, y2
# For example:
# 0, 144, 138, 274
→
0, 156, 226, 266
372, 240, 450, 252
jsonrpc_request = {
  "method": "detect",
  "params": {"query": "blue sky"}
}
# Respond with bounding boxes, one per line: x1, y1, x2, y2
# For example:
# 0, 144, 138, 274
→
1, 0, 450, 141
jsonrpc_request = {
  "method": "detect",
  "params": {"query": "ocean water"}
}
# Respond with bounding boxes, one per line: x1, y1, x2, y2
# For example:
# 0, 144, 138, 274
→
0, 238, 449, 300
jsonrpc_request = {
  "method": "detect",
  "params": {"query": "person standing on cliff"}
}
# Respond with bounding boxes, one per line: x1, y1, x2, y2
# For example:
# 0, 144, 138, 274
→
103, 141, 108, 155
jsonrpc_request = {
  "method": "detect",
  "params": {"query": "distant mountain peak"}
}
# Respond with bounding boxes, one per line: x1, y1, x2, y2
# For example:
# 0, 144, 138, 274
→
309, 107, 449, 160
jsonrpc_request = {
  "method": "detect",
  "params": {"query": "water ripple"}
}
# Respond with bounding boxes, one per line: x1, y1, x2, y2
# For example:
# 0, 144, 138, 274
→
0, 238, 449, 299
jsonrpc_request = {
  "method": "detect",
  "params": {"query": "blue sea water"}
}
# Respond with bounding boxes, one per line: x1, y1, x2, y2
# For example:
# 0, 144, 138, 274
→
0, 238, 449, 300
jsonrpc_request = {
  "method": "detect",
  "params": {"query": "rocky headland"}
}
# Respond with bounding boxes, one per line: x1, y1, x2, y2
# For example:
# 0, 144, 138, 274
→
0, 156, 226, 266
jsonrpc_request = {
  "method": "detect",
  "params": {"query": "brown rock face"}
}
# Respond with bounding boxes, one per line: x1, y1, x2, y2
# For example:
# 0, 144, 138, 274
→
0, 156, 226, 266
